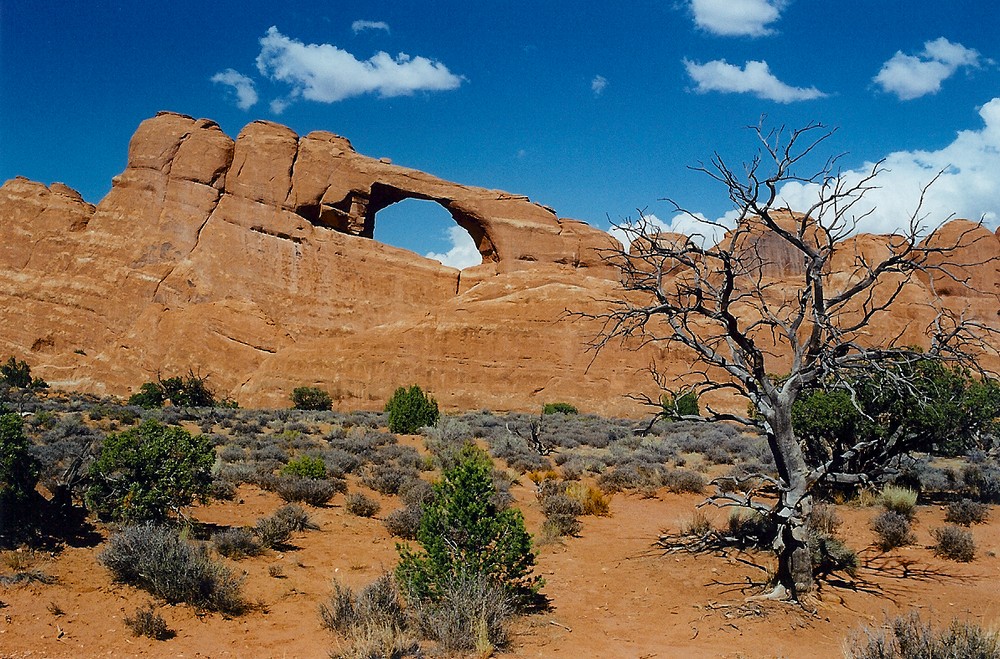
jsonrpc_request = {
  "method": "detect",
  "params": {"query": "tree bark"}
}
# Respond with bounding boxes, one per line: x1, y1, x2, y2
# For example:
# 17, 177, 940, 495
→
768, 401, 815, 598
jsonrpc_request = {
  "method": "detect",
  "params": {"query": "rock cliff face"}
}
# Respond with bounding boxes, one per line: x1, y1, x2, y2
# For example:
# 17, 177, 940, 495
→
1, 112, 998, 414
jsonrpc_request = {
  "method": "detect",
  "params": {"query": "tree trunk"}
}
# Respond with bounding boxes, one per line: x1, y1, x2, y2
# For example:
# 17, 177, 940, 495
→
767, 401, 814, 599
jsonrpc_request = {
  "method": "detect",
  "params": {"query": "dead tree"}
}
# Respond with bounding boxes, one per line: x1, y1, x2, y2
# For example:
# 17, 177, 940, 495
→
592, 121, 996, 601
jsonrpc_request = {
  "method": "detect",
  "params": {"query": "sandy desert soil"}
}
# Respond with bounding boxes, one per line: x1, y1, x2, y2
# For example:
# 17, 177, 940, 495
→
2, 460, 999, 659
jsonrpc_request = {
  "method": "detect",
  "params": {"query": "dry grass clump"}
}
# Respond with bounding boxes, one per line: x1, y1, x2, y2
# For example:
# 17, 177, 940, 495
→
878, 485, 919, 520
320, 574, 420, 659
124, 604, 171, 640
564, 482, 612, 516
846, 611, 1000, 659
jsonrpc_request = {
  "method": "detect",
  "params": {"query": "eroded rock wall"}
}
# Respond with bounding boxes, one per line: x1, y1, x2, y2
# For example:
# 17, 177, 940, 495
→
1, 112, 998, 414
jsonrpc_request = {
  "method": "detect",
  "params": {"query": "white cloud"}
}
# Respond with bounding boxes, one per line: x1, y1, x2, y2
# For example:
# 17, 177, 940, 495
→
777, 97, 1000, 232
591, 75, 608, 96
684, 58, 827, 103
689, 0, 786, 37
269, 98, 291, 114
210, 68, 258, 110
874, 37, 985, 100
426, 226, 482, 269
255, 26, 464, 106
609, 211, 736, 250
352, 20, 390, 34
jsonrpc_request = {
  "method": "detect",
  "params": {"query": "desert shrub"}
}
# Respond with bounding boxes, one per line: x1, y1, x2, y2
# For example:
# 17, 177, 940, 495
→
273, 475, 342, 506
0, 413, 40, 536
846, 611, 1000, 659
809, 533, 858, 578
209, 478, 237, 501
396, 445, 541, 609
538, 483, 584, 538
274, 503, 316, 531
597, 464, 658, 493
385, 386, 439, 434
384, 506, 423, 540
383, 481, 432, 539
253, 515, 293, 548
212, 527, 264, 559
345, 492, 381, 518
878, 485, 919, 519
962, 464, 1000, 504
86, 419, 214, 522
542, 402, 578, 415
361, 463, 418, 496
871, 510, 916, 551
124, 604, 171, 640
423, 418, 473, 470
725, 509, 774, 547
661, 391, 699, 420
290, 386, 333, 411
280, 455, 327, 480
99, 524, 245, 614
410, 570, 515, 654
319, 448, 363, 477
931, 525, 976, 562
128, 372, 218, 409
664, 468, 706, 494
944, 498, 989, 526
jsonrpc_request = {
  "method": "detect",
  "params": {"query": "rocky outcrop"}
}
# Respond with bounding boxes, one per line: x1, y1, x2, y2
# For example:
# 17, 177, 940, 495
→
0, 112, 633, 412
1, 112, 997, 415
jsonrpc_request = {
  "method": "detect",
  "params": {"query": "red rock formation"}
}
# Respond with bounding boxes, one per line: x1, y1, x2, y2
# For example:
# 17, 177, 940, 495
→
1, 112, 997, 414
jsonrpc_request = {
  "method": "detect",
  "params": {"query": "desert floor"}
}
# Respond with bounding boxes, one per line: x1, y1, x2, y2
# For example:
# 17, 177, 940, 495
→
2, 455, 998, 659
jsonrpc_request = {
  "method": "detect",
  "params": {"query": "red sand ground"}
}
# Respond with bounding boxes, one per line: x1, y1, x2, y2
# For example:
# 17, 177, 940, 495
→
2, 474, 998, 658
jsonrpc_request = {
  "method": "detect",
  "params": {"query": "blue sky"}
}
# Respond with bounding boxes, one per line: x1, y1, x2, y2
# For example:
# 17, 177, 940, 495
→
2, 1, 999, 267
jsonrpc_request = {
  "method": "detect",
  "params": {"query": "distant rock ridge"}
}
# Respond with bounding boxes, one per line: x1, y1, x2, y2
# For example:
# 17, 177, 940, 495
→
1, 112, 998, 414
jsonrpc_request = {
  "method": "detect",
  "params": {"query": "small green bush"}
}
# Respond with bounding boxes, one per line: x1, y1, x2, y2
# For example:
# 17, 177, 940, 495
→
290, 387, 333, 411
931, 525, 976, 562
99, 524, 245, 614
0, 413, 40, 535
127, 372, 219, 409
661, 391, 699, 420
542, 402, 578, 415
86, 420, 214, 522
846, 611, 1000, 659
0, 357, 46, 389
385, 386, 440, 434
396, 445, 541, 609
280, 455, 327, 480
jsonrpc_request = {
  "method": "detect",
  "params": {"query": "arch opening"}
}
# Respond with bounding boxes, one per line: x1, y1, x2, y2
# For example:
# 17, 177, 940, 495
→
372, 198, 482, 269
